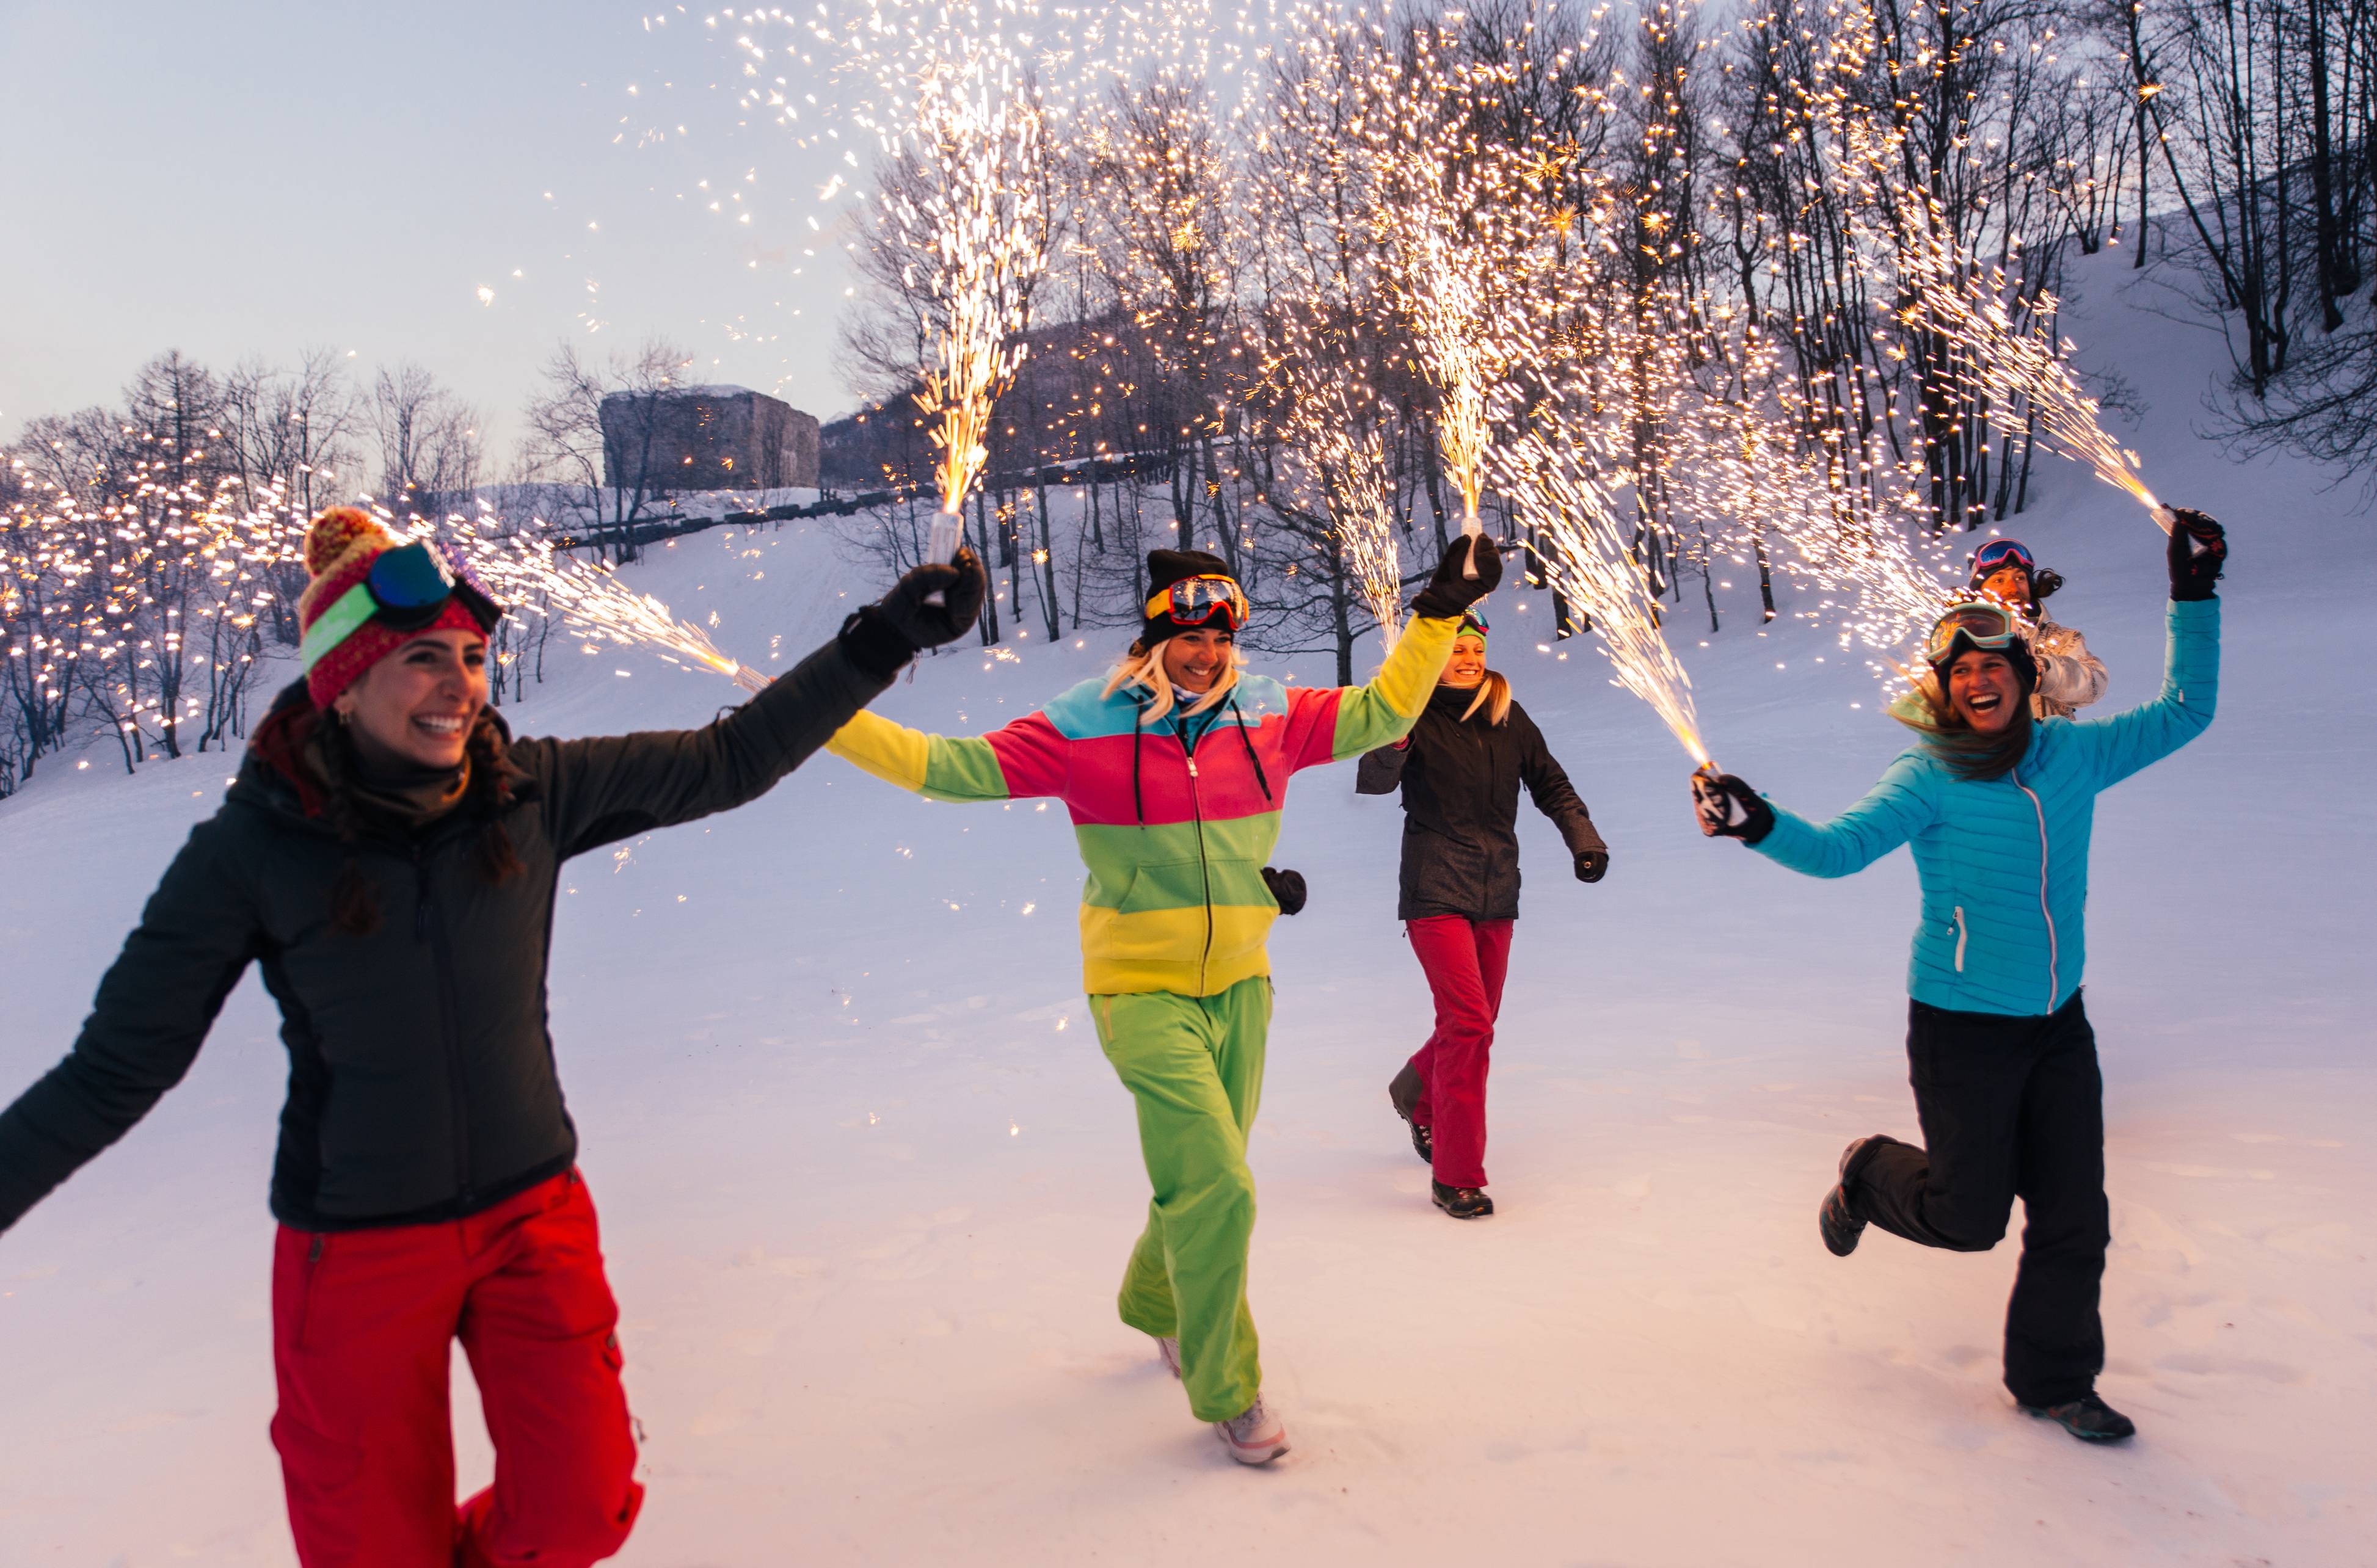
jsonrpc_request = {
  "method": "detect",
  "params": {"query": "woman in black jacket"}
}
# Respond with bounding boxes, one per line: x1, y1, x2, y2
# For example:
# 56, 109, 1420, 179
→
0, 507, 984, 1567
1357, 612, 1607, 1218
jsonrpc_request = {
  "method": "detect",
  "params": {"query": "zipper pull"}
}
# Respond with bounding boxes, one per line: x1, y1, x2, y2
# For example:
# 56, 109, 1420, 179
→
308, 1233, 325, 1263
1186, 758, 1199, 778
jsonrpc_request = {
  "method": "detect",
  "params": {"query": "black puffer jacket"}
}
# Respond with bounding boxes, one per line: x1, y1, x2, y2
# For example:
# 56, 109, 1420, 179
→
1356, 684, 1604, 922
0, 637, 890, 1233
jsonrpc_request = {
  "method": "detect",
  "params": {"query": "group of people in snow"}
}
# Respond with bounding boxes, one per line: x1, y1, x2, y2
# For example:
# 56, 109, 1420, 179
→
0, 495, 2222, 1561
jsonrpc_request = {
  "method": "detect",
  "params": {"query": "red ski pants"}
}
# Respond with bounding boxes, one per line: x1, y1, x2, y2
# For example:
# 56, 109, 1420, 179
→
1404, 916, 1515, 1189
269, 1169, 643, 1568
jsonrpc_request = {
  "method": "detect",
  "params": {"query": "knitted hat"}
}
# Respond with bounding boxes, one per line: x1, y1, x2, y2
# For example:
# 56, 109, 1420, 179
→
297, 507, 488, 710
1140, 548, 1242, 647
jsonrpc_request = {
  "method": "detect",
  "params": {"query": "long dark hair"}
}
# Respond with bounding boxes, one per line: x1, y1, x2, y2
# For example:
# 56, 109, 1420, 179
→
1892, 675, 2034, 782
319, 710, 523, 935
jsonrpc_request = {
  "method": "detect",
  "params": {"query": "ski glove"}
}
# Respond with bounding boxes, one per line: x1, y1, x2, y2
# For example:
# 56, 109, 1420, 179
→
1262, 866, 1308, 915
1691, 771, 1774, 844
840, 548, 990, 679
1574, 848, 1609, 884
2165, 507, 2226, 601
1410, 535, 1504, 620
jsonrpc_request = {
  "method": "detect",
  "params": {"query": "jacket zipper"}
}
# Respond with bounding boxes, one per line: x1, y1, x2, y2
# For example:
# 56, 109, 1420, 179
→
1179, 724, 1214, 994
1952, 907, 1968, 973
2013, 772, 2058, 1009
414, 847, 476, 1208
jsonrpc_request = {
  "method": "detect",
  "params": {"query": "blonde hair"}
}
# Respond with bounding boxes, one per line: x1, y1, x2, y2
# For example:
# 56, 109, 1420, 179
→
1455, 669, 1513, 726
1103, 639, 1247, 724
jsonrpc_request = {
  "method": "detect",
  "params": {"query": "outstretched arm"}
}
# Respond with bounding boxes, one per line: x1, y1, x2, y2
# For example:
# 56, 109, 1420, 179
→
0, 818, 262, 1232
530, 556, 985, 858
1742, 753, 1939, 879
826, 701, 1070, 804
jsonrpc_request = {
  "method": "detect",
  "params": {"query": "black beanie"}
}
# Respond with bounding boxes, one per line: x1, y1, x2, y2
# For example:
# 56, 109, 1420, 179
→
1140, 548, 1239, 647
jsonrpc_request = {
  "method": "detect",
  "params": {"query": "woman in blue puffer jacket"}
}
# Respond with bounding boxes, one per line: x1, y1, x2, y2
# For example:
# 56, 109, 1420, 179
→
1691, 509, 2226, 1445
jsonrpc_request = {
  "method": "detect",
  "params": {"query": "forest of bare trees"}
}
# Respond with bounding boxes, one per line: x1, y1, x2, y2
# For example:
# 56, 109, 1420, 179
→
9, 0, 2375, 793
826, 0, 2377, 677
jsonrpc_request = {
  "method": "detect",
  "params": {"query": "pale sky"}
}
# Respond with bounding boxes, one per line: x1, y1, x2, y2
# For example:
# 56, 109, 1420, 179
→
0, 0, 864, 461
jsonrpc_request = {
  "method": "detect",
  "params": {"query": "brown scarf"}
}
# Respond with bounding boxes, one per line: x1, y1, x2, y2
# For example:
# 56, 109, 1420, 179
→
304, 723, 472, 827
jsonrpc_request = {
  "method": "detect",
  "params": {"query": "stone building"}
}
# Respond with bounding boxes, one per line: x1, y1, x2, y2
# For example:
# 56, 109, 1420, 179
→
599, 385, 819, 492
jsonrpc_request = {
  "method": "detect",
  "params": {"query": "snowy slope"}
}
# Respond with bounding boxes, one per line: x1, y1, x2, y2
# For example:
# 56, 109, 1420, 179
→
2, 250, 2373, 1566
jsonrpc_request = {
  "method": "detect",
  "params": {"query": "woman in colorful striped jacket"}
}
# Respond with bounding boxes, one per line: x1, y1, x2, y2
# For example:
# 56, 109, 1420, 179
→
826, 540, 1499, 1464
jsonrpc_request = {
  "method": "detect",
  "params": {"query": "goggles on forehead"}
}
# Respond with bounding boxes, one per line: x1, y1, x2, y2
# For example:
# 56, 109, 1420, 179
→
300, 540, 502, 675
1147, 574, 1249, 631
1971, 539, 2035, 577
1456, 612, 1489, 639
1923, 600, 2025, 666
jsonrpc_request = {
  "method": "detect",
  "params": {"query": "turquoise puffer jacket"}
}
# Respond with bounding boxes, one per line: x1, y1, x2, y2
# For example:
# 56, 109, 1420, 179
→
1752, 599, 2219, 1016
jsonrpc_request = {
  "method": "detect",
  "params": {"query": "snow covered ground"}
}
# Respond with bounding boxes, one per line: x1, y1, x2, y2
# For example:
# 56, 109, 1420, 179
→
3, 253, 2372, 1565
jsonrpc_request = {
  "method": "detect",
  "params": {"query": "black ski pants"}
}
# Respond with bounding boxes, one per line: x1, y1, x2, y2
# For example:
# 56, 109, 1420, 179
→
1845, 992, 2109, 1407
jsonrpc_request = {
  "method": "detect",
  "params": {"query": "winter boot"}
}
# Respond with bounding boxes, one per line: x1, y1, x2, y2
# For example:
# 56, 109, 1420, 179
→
2020, 1392, 2136, 1443
1214, 1395, 1290, 1465
1152, 1334, 1182, 1380
1821, 1135, 1890, 1257
1432, 1180, 1494, 1219
1388, 1062, 1432, 1165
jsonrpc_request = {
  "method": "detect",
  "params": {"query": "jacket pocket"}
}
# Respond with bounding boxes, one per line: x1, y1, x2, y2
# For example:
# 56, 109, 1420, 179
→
1953, 907, 1969, 973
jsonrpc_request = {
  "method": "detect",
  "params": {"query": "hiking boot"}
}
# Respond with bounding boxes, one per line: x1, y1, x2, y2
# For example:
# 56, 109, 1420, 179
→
2021, 1392, 2136, 1443
1388, 1063, 1432, 1164
1214, 1395, 1289, 1465
1432, 1180, 1494, 1219
1152, 1334, 1182, 1380
1821, 1135, 1889, 1257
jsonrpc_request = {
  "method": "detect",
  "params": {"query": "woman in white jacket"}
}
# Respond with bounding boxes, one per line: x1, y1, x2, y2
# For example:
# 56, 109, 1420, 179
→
1970, 538, 2105, 717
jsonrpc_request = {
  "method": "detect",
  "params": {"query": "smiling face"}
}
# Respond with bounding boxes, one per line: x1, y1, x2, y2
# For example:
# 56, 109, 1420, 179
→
335, 628, 489, 769
1946, 649, 2023, 735
1979, 563, 2033, 606
1160, 627, 1234, 694
1440, 633, 1488, 690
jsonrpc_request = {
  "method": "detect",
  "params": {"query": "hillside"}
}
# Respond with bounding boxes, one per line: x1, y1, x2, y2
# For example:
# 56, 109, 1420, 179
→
1, 249, 2370, 1565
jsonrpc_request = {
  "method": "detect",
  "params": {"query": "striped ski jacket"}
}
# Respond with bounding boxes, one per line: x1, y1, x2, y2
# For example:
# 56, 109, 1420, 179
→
1751, 598, 2219, 1016
828, 614, 1461, 996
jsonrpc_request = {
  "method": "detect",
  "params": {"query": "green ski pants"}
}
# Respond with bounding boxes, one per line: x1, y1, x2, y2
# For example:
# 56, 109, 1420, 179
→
1092, 977, 1272, 1423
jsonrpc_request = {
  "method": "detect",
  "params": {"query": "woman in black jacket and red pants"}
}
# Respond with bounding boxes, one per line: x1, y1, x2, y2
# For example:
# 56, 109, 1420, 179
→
0, 507, 983, 1567
1357, 612, 1607, 1218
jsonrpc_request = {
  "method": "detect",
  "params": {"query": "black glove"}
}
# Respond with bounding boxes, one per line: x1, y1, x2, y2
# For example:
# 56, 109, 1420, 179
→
840, 548, 990, 678
1574, 848, 1609, 884
1261, 866, 1307, 915
2165, 507, 2226, 601
1410, 535, 1504, 620
1691, 770, 1774, 844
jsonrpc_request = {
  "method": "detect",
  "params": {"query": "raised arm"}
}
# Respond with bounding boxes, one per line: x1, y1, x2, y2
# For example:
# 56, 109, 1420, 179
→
0, 816, 263, 1232
2068, 512, 2224, 790
1286, 539, 1501, 771
530, 555, 984, 858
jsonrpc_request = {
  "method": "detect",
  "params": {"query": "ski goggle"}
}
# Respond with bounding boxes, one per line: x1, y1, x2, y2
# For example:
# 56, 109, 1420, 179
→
1970, 539, 2035, 578
300, 540, 501, 674
1146, 574, 1250, 631
1922, 600, 2024, 666
1455, 612, 1488, 641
